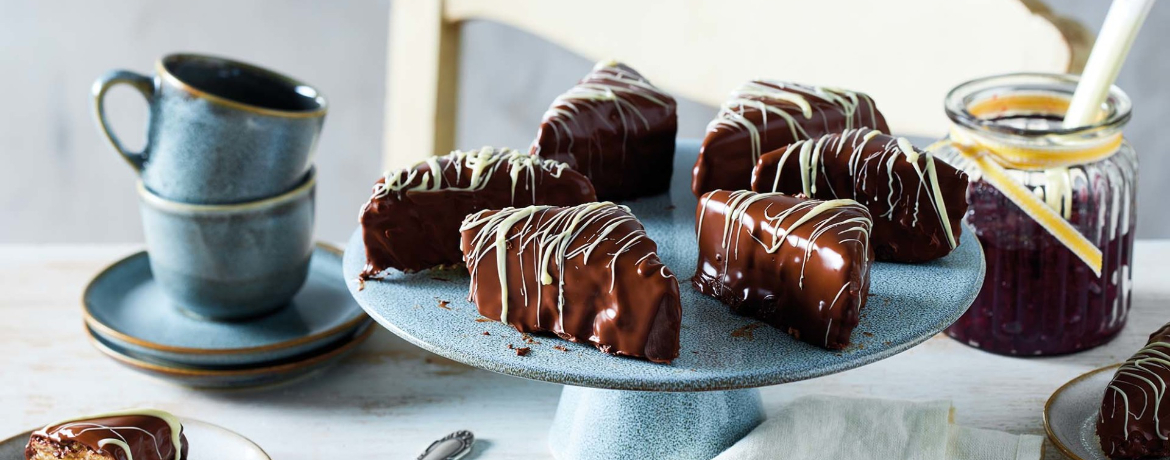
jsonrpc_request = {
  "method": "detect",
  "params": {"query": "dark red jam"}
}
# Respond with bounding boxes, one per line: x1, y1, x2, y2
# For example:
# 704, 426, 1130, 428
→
945, 175, 1135, 355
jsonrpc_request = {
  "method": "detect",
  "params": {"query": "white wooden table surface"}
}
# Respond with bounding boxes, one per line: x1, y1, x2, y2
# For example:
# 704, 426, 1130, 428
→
2, 242, 1167, 459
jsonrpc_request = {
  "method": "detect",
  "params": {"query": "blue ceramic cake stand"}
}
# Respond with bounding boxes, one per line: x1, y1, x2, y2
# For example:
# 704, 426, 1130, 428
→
342, 140, 985, 460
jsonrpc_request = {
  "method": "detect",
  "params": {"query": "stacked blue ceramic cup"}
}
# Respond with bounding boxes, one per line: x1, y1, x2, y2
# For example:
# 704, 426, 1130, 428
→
94, 53, 322, 321
86, 53, 370, 388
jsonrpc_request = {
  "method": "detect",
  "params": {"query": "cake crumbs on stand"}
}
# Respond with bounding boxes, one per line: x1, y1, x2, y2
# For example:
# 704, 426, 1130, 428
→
730, 323, 764, 340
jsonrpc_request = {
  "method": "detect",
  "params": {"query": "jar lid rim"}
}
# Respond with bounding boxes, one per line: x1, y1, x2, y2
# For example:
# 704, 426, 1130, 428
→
945, 72, 1131, 137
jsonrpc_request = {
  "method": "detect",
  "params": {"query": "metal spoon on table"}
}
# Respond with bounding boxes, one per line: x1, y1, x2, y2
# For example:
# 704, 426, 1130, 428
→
417, 430, 475, 460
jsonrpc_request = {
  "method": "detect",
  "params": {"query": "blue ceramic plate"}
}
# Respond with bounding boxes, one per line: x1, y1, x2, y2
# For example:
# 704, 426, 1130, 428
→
84, 322, 373, 389
84, 243, 370, 367
344, 140, 985, 391
1, 417, 271, 459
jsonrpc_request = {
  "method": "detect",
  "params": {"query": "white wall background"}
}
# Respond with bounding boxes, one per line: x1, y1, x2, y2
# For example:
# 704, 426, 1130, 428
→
1, 0, 1166, 243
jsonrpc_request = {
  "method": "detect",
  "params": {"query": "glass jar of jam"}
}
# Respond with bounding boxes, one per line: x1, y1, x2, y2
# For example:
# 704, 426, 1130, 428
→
933, 73, 1137, 356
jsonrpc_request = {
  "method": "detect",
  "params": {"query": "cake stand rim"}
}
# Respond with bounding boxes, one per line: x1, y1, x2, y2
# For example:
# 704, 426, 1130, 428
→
341, 220, 984, 393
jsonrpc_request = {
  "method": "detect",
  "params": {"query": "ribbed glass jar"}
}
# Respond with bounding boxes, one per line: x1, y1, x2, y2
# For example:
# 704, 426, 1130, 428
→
933, 73, 1137, 356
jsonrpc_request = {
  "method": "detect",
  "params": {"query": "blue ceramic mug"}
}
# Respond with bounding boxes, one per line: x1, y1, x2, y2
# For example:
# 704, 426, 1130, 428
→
138, 168, 316, 320
94, 53, 326, 204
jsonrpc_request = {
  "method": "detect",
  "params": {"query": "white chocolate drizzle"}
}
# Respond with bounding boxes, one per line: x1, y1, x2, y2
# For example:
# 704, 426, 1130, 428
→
698, 190, 871, 290
370, 146, 568, 203
35, 409, 184, 460
708, 80, 881, 164
530, 60, 672, 170
1100, 336, 1170, 453
765, 129, 957, 249
461, 202, 663, 328
698, 191, 871, 348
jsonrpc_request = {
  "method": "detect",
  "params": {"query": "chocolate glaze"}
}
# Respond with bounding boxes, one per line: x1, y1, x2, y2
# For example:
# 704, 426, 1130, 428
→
1097, 323, 1170, 458
751, 128, 969, 263
26, 413, 187, 460
460, 202, 681, 363
530, 60, 678, 201
692, 190, 873, 350
691, 80, 888, 197
359, 147, 596, 278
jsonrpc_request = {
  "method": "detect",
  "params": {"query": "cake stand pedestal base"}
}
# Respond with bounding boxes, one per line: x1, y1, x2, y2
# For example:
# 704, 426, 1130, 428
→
549, 386, 764, 460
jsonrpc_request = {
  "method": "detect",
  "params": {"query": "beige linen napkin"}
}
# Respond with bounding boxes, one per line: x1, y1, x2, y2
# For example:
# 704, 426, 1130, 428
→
713, 396, 1043, 460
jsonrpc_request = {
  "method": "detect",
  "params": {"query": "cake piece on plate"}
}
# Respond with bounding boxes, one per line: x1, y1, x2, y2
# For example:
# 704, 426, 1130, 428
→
1097, 322, 1170, 458
359, 146, 596, 278
751, 128, 968, 263
692, 80, 888, 197
25, 409, 187, 460
460, 202, 681, 363
530, 60, 678, 201
692, 190, 873, 350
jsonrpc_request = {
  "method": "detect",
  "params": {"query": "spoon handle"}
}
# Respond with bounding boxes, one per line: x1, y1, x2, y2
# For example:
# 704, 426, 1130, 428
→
418, 430, 475, 460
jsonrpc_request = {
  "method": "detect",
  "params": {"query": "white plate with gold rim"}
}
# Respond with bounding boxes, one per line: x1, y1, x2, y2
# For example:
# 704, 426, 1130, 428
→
1043, 364, 1170, 460
0, 417, 270, 459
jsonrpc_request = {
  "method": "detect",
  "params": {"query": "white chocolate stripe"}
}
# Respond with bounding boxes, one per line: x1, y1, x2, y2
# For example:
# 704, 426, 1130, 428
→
767, 129, 957, 250
699, 190, 871, 290
1101, 339, 1170, 448
530, 61, 671, 169
709, 81, 881, 163
371, 147, 568, 202
462, 202, 660, 329
37, 409, 183, 460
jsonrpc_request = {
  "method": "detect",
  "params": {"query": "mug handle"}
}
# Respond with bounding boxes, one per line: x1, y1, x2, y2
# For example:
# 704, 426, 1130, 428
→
91, 70, 155, 172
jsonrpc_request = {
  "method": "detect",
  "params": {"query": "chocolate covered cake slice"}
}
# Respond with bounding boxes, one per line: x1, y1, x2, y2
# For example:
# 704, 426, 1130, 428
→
359, 146, 596, 278
692, 80, 888, 197
693, 190, 873, 350
530, 60, 678, 201
25, 409, 187, 460
460, 202, 681, 363
1098, 322, 1170, 458
751, 128, 968, 263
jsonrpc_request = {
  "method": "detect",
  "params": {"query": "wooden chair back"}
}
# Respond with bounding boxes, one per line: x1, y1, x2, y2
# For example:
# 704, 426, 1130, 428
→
383, 0, 1090, 168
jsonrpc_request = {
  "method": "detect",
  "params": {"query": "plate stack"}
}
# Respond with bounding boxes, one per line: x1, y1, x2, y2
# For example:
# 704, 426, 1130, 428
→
83, 243, 373, 388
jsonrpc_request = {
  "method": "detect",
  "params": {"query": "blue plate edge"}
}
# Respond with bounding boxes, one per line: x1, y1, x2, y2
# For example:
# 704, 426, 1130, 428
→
342, 222, 985, 392
81, 242, 370, 356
